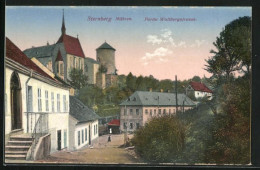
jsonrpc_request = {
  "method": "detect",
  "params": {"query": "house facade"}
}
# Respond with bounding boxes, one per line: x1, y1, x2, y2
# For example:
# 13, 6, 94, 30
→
186, 81, 213, 100
69, 96, 100, 150
5, 38, 71, 160
119, 91, 196, 132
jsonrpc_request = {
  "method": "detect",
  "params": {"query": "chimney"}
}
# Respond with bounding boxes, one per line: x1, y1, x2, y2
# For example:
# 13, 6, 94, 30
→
160, 89, 164, 93
149, 88, 152, 92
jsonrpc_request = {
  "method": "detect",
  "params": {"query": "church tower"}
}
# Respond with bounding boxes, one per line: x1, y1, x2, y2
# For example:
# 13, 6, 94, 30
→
61, 9, 66, 35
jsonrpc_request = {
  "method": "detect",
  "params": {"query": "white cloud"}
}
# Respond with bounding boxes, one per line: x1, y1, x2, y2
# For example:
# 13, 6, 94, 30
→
141, 47, 172, 65
161, 29, 172, 38
147, 35, 163, 45
178, 41, 186, 47
190, 40, 206, 47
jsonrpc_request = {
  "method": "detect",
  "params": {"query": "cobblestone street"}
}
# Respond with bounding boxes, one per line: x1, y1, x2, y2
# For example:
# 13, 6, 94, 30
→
35, 134, 140, 164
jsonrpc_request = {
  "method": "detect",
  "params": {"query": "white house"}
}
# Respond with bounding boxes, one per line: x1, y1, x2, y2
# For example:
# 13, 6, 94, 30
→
5, 38, 71, 160
186, 81, 213, 100
69, 96, 100, 150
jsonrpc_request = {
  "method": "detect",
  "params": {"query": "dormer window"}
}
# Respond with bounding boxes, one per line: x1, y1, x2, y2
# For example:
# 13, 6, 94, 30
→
127, 98, 130, 101
133, 97, 136, 101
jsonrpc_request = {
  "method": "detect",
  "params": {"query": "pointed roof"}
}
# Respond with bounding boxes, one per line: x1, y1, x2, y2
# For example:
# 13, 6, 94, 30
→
6, 37, 56, 81
55, 50, 63, 61
96, 42, 116, 51
189, 81, 213, 93
120, 91, 196, 106
61, 9, 66, 35
57, 34, 85, 58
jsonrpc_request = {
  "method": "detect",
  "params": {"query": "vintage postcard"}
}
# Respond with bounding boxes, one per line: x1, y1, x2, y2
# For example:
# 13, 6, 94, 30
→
4, 6, 251, 165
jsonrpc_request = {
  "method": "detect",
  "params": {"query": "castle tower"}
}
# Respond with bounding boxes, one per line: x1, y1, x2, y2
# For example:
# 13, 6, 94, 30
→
96, 42, 116, 74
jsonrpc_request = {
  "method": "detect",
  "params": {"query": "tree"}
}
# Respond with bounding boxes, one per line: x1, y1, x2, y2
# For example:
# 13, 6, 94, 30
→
191, 76, 201, 82
99, 64, 108, 73
205, 16, 251, 80
69, 68, 88, 89
132, 115, 185, 163
126, 72, 136, 91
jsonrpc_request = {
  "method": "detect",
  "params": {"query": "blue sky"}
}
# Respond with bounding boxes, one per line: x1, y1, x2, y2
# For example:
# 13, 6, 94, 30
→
6, 6, 251, 80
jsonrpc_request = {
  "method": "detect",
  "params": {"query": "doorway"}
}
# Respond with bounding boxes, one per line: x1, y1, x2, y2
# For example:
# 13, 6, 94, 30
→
57, 130, 61, 150
10, 72, 22, 130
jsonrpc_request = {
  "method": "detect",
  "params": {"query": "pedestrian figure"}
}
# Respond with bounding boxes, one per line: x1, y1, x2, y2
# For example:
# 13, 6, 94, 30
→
108, 135, 111, 142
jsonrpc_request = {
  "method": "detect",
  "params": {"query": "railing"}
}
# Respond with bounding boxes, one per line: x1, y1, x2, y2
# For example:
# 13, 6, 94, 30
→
26, 112, 49, 159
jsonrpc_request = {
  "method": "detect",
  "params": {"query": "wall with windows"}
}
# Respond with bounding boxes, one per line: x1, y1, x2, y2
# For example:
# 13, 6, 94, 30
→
69, 118, 99, 150
66, 54, 84, 81
120, 106, 143, 132
5, 67, 70, 153
119, 105, 194, 132
194, 90, 212, 100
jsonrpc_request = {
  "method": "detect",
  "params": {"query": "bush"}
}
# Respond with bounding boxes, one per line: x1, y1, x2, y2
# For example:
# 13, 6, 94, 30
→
131, 115, 185, 163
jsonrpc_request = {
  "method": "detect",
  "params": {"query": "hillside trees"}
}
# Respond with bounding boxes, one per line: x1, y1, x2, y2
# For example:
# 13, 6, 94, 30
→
69, 68, 88, 89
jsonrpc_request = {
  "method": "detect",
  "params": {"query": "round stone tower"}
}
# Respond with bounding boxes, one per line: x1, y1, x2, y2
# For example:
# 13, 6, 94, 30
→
96, 41, 116, 74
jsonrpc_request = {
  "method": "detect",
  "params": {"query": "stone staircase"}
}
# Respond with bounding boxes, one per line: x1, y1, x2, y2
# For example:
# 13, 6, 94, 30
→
5, 135, 33, 160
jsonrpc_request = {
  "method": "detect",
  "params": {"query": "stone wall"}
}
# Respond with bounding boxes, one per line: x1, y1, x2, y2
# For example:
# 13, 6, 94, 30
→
96, 72, 106, 89
96, 49, 116, 75
105, 74, 118, 87
33, 134, 51, 160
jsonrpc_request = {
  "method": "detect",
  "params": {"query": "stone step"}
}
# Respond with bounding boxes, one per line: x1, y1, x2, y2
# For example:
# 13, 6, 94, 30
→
8, 141, 33, 146
5, 154, 26, 160
10, 136, 33, 141
5, 151, 28, 155
5, 145, 30, 151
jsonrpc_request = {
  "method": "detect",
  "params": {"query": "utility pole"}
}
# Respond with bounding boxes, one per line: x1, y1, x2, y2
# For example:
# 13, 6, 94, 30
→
175, 75, 178, 113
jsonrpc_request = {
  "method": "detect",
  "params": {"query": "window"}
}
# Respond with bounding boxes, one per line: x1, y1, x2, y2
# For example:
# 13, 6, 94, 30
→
56, 62, 59, 73
169, 109, 171, 114
60, 63, 64, 75
45, 91, 49, 112
154, 109, 157, 115
145, 109, 148, 114
73, 57, 76, 68
130, 123, 133, 129
158, 109, 161, 114
82, 130, 84, 143
133, 97, 136, 101
124, 108, 127, 115
124, 122, 127, 129
163, 109, 166, 114
96, 125, 98, 135
85, 128, 88, 141
78, 131, 80, 146
173, 109, 176, 114
136, 123, 140, 129
51, 92, 54, 112
64, 130, 67, 148
136, 109, 139, 115
57, 94, 60, 112
130, 109, 133, 115
150, 109, 152, 116
38, 88, 42, 112
27, 86, 33, 112
79, 59, 81, 69
63, 95, 67, 112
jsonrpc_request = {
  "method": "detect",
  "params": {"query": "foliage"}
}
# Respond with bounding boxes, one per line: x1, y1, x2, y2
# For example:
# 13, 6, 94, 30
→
131, 115, 185, 163
205, 16, 251, 80
204, 76, 250, 164
99, 64, 108, 73
191, 76, 201, 82
69, 68, 88, 89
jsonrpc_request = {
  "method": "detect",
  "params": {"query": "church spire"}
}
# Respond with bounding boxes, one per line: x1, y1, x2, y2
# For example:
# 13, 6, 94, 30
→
61, 9, 66, 35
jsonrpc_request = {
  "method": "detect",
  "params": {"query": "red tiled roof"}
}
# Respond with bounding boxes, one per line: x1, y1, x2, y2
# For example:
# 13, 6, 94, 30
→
55, 50, 63, 61
6, 37, 56, 81
108, 119, 120, 126
190, 81, 213, 93
57, 34, 85, 58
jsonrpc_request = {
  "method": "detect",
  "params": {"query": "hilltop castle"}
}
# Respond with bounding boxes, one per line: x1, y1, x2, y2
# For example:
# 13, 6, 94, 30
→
23, 10, 117, 89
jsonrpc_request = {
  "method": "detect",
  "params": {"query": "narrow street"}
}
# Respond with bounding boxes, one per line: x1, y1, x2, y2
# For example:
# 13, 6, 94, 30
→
36, 134, 140, 164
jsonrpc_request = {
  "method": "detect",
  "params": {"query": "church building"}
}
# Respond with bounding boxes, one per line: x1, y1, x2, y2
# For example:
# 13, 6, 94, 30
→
23, 10, 85, 83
